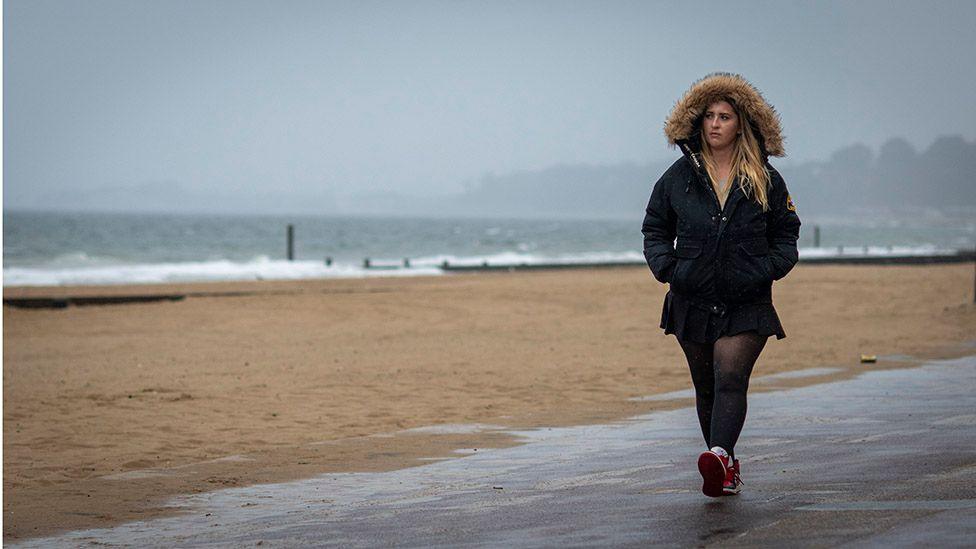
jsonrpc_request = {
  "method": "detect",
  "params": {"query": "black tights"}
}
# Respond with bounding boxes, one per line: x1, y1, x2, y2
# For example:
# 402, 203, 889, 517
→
678, 332, 768, 460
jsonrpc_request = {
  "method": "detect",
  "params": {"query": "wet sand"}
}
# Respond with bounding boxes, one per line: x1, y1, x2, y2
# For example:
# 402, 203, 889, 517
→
4, 264, 975, 540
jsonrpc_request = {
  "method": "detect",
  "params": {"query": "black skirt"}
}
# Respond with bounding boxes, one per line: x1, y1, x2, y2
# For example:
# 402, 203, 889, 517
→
660, 291, 786, 344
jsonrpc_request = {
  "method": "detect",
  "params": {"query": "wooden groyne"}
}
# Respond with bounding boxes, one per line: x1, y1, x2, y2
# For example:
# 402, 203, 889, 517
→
796, 250, 975, 265
432, 250, 975, 272
439, 260, 644, 272
3, 294, 186, 309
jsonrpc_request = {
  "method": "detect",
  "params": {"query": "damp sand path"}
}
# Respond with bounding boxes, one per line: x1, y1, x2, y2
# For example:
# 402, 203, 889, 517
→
11, 355, 976, 547
4, 264, 975, 540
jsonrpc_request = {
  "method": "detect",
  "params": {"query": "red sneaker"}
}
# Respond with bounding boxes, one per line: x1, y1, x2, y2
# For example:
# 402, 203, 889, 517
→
697, 448, 730, 498
723, 458, 742, 496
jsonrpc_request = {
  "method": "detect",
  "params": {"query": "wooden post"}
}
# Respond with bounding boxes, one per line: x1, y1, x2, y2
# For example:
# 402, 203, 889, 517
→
813, 225, 821, 247
287, 224, 295, 261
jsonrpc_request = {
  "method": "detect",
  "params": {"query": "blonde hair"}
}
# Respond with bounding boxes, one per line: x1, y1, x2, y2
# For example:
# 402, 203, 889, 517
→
699, 103, 771, 211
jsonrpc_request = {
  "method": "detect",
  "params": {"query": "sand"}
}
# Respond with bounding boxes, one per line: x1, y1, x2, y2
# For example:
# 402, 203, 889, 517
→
4, 264, 975, 540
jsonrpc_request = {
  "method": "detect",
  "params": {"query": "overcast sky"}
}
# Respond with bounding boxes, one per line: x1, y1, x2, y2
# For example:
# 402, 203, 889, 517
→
5, 0, 976, 211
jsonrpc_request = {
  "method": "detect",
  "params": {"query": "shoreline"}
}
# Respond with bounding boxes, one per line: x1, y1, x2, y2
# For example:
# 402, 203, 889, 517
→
4, 248, 973, 291
4, 264, 976, 540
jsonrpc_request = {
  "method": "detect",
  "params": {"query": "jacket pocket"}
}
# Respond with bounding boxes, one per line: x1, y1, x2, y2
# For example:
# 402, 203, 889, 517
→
738, 238, 771, 278
738, 238, 769, 256
671, 240, 704, 293
727, 238, 772, 301
674, 241, 703, 259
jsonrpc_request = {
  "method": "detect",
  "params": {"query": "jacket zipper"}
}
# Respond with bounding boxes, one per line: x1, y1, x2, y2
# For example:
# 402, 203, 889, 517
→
706, 178, 726, 215
693, 157, 726, 214
679, 142, 726, 215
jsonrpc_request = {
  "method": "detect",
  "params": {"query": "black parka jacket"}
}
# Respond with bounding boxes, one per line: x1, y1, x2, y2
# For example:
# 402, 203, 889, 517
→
642, 73, 801, 308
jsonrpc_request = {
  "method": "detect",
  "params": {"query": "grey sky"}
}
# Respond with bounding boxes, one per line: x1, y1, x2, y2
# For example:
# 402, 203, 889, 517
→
4, 0, 976, 212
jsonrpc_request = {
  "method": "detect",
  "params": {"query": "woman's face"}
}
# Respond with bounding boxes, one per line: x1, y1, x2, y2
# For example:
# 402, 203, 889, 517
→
702, 100, 740, 151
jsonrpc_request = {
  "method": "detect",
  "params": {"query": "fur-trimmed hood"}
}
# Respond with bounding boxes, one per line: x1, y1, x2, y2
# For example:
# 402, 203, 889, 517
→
664, 72, 785, 158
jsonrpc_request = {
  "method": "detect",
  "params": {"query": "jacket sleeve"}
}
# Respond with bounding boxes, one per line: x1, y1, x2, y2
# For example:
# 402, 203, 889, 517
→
765, 168, 801, 280
641, 171, 677, 283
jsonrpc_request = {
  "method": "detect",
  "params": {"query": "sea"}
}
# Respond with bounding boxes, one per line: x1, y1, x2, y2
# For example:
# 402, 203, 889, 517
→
3, 210, 975, 287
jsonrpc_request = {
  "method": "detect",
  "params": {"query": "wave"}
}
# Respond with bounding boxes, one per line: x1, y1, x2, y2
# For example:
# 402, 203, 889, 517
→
1, 251, 644, 287
402, 250, 645, 268
1, 258, 438, 287
4, 246, 965, 287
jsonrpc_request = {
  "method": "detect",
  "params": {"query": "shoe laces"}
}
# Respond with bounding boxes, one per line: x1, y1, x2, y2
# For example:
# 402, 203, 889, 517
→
728, 459, 743, 486
732, 468, 743, 486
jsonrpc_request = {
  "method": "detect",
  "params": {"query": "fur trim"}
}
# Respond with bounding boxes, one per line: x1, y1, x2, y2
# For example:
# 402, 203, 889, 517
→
664, 72, 785, 157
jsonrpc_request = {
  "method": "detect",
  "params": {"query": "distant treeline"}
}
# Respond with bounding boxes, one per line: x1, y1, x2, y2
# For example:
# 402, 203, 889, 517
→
445, 135, 976, 218
13, 135, 972, 219
784, 135, 974, 213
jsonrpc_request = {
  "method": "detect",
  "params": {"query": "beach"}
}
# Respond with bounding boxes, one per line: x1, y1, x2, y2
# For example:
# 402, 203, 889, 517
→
4, 263, 975, 540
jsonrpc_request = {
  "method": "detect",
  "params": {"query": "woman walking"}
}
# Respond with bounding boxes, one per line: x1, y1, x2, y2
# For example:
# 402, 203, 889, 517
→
642, 73, 801, 497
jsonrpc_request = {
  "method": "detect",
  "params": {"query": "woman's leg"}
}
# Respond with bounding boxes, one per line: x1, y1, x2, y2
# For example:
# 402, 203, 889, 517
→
677, 338, 716, 447
709, 331, 768, 459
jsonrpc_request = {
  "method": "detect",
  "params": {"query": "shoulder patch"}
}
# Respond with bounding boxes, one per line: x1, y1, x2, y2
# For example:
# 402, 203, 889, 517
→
786, 194, 796, 212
